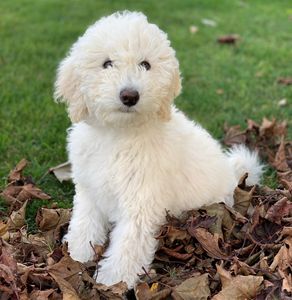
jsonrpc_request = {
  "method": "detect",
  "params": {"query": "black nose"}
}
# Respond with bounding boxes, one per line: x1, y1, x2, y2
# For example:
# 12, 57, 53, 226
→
120, 89, 139, 107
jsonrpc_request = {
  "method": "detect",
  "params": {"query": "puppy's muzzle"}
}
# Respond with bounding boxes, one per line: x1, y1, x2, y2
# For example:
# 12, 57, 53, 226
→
120, 89, 139, 107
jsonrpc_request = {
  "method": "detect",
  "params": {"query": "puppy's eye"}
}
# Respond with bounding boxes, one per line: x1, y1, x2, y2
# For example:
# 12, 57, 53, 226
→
139, 61, 151, 71
103, 60, 113, 69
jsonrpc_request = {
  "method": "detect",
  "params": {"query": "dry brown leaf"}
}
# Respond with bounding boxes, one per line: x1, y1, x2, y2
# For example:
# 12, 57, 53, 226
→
160, 246, 192, 261
0, 222, 8, 237
135, 282, 152, 300
48, 252, 87, 299
17, 184, 51, 202
48, 254, 85, 293
1, 183, 51, 210
167, 227, 190, 243
0, 240, 17, 275
213, 264, 263, 300
201, 203, 233, 238
29, 289, 55, 300
8, 159, 28, 182
49, 161, 72, 182
0, 185, 23, 205
280, 270, 292, 293
265, 197, 292, 223
49, 272, 80, 300
36, 207, 72, 231
173, 274, 210, 300
260, 117, 276, 135
7, 200, 28, 230
94, 282, 128, 299
231, 259, 257, 276
233, 173, 255, 216
217, 34, 240, 44
280, 177, 292, 193
188, 227, 229, 259
278, 77, 292, 85
150, 288, 172, 300
249, 217, 282, 245
273, 137, 290, 171
224, 205, 247, 224
270, 237, 292, 271
135, 282, 172, 300
247, 119, 260, 131
281, 226, 292, 237
0, 241, 18, 297
223, 125, 246, 146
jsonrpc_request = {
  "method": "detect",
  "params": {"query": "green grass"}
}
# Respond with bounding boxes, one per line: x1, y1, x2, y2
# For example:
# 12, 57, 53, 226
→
1, 0, 291, 217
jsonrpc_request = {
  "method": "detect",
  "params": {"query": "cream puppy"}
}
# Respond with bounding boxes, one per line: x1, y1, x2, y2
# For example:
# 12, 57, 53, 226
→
55, 11, 263, 288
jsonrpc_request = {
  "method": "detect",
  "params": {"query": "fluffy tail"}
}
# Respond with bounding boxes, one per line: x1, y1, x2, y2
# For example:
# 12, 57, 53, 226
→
226, 145, 264, 186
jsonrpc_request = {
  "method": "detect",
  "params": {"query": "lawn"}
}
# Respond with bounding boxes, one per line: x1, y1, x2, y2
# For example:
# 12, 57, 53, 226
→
0, 0, 291, 221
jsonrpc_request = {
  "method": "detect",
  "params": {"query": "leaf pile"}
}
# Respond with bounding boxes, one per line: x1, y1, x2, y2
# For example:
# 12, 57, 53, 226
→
0, 161, 128, 299
0, 118, 292, 299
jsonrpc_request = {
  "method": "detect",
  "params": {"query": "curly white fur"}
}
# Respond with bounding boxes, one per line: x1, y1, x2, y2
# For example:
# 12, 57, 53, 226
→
55, 11, 263, 288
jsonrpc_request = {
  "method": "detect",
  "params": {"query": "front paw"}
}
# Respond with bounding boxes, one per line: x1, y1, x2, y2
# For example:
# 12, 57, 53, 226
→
94, 262, 137, 289
66, 234, 94, 263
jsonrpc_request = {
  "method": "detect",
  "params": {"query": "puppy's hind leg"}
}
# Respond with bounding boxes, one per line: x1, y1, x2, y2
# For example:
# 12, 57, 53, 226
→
65, 185, 109, 262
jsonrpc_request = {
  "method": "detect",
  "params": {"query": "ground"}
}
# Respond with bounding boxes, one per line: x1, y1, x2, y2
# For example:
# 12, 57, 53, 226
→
0, 0, 291, 225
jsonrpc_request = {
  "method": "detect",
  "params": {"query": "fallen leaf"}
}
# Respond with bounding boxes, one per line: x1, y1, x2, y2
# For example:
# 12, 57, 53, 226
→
135, 283, 171, 300
270, 237, 292, 271
29, 289, 55, 300
173, 274, 210, 300
1, 185, 23, 205
158, 226, 190, 243
265, 197, 292, 223
0, 222, 8, 237
17, 184, 51, 202
249, 217, 282, 245
187, 214, 217, 233
49, 162, 72, 182
8, 159, 27, 182
223, 125, 246, 146
233, 173, 255, 216
277, 77, 292, 85
36, 207, 72, 231
281, 226, 292, 237
273, 137, 290, 172
200, 203, 234, 238
259, 117, 276, 137
213, 264, 263, 300
160, 246, 193, 261
49, 272, 80, 300
7, 200, 27, 230
187, 227, 229, 259
135, 282, 152, 300
217, 34, 239, 44
0, 240, 17, 275
94, 281, 128, 299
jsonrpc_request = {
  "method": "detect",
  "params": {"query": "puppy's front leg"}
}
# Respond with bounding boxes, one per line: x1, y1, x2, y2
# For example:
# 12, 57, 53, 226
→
65, 186, 109, 262
95, 216, 159, 288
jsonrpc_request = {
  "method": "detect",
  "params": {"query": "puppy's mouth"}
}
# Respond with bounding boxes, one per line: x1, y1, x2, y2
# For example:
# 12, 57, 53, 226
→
118, 106, 137, 113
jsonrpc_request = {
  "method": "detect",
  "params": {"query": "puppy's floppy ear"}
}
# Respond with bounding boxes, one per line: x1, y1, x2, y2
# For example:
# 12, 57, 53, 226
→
158, 65, 182, 121
54, 56, 88, 123
172, 66, 182, 99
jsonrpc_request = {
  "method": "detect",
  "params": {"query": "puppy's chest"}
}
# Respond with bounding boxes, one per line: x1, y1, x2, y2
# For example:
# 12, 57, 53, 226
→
74, 133, 170, 193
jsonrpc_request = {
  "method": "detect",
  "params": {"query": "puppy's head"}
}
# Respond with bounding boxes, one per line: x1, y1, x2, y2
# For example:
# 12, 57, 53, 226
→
55, 11, 181, 127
